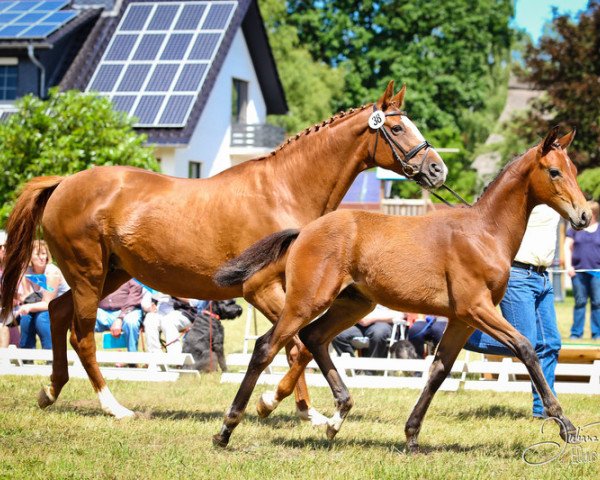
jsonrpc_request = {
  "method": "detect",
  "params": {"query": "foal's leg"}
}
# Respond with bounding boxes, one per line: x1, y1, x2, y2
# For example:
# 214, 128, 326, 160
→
214, 268, 345, 447
404, 319, 473, 453
245, 272, 327, 426
38, 291, 75, 408
463, 300, 576, 441
257, 287, 374, 437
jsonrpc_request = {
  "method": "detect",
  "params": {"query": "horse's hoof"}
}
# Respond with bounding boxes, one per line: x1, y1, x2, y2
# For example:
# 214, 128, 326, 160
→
37, 385, 55, 409
326, 423, 339, 441
256, 391, 278, 418
558, 417, 578, 443
297, 407, 328, 427
212, 434, 229, 448
405, 443, 420, 454
111, 408, 135, 420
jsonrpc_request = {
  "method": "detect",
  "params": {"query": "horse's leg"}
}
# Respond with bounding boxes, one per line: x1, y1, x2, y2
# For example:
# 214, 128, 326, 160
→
214, 268, 345, 447
463, 299, 577, 441
256, 286, 374, 434
245, 274, 327, 426
37, 291, 75, 409
298, 290, 376, 441
70, 269, 134, 418
404, 319, 473, 453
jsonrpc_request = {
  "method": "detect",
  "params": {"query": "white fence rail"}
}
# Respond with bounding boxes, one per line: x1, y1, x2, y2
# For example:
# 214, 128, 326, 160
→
0, 346, 199, 382
222, 353, 600, 394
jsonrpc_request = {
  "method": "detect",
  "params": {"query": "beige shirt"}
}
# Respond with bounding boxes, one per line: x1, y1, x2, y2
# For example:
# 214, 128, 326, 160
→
514, 204, 560, 267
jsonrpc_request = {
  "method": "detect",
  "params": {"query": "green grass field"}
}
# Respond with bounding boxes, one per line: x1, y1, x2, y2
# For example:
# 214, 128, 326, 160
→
1, 296, 599, 479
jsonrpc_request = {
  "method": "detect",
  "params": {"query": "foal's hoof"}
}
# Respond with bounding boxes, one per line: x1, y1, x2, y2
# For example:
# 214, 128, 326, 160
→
37, 385, 56, 409
405, 442, 420, 454
212, 434, 229, 448
557, 417, 578, 444
256, 391, 278, 418
297, 407, 328, 427
326, 423, 339, 441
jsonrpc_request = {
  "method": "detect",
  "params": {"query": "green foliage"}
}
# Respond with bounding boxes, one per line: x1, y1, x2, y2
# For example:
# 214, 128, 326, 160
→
259, 0, 345, 133
0, 89, 158, 226
576, 167, 600, 201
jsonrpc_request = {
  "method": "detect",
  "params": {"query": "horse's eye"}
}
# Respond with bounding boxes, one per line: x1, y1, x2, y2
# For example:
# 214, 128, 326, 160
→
549, 168, 561, 179
391, 125, 403, 134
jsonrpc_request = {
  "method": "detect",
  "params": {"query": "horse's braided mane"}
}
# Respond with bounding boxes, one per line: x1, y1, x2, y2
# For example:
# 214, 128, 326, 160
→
258, 104, 371, 160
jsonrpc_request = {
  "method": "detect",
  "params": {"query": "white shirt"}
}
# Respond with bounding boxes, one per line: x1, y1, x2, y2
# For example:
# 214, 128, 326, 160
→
514, 204, 560, 267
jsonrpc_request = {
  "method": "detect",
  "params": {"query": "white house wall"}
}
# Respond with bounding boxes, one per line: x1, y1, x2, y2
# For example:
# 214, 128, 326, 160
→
161, 30, 267, 178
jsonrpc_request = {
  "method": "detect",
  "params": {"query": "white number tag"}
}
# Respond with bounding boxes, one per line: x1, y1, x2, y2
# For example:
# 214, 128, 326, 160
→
368, 110, 385, 130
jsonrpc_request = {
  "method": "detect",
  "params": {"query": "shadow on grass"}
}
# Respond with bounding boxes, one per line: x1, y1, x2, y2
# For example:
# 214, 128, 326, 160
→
272, 436, 489, 455
452, 404, 529, 420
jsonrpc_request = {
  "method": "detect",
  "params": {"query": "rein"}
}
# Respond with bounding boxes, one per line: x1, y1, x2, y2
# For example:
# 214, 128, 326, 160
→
370, 104, 471, 208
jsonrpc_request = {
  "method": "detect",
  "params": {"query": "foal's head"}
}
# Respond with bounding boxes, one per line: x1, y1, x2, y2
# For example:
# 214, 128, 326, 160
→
530, 126, 590, 230
368, 81, 448, 189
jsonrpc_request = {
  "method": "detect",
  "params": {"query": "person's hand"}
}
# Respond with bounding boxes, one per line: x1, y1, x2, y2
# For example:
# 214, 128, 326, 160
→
17, 304, 30, 316
567, 266, 576, 278
110, 318, 123, 337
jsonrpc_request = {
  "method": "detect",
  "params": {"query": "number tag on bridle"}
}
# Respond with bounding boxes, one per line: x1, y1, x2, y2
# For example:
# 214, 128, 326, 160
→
368, 110, 386, 130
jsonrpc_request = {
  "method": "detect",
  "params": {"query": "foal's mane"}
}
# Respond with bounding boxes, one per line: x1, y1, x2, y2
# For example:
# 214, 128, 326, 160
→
256, 104, 372, 161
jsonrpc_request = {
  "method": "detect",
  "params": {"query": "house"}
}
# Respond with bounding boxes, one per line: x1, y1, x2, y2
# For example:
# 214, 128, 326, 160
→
0, 0, 287, 177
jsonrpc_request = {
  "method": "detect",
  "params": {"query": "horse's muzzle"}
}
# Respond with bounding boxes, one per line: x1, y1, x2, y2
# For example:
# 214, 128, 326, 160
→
417, 160, 447, 189
570, 206, 592, 230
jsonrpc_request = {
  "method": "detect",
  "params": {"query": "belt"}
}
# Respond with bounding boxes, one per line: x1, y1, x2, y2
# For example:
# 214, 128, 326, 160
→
512, 260, 547, 274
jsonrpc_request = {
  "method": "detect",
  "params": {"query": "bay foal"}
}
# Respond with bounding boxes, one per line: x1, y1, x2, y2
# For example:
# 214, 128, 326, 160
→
0, 82, 447, 423
213, 127, 590, 449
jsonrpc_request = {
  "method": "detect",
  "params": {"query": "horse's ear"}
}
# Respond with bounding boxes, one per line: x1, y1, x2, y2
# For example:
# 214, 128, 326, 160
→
391, 84, 406, 107
540, 125, 560, 156
377, 80, 395, 110
558, 129, 576, 150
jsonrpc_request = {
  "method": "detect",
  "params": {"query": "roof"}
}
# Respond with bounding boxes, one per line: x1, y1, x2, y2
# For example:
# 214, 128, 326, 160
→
60, 0, 287, 145
0, 0, 91, 47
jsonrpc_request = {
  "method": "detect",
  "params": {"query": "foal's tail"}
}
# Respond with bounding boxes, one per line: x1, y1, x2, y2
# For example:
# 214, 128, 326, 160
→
0, 176, 64, 321
214, 229, 300, 286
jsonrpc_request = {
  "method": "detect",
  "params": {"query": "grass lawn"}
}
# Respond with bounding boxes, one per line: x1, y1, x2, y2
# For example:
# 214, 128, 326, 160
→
1, 295, 599, 479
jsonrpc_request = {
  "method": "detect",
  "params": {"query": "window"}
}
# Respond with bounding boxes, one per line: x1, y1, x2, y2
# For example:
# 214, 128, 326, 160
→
231, 78, 248, 123
0, 64, 17, 101
188, 161, 202, 178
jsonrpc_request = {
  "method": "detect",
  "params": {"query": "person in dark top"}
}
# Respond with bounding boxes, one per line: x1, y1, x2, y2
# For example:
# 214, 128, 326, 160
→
565, 200, 600, 340
96, 279, 144, 352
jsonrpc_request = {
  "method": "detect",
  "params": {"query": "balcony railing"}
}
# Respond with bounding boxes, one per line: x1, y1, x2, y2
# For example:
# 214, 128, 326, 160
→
231, 123, 286, 149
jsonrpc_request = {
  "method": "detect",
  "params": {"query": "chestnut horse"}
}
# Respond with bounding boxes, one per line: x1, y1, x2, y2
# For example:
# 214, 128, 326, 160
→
0, 82, 447, 422
212, 127, 590, 449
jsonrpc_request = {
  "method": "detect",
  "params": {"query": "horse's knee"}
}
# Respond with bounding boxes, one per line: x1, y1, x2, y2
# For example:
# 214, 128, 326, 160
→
513, 337, 537, 365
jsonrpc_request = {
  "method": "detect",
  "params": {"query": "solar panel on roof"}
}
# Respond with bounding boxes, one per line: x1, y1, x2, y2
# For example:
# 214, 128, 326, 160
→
0, 1, 78, 39
87, 1, 238, 128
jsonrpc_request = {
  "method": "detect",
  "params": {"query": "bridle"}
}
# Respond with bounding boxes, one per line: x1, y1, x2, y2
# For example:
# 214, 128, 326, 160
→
369, 103, 471, 207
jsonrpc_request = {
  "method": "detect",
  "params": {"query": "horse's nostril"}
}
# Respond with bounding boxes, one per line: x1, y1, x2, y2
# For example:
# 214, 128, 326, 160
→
430, 163, 442, 174
582, 211, 588, 223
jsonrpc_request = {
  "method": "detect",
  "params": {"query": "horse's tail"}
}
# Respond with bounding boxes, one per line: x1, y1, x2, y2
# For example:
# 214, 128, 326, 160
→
0, 176, 64, 321
214, 229, 300, 287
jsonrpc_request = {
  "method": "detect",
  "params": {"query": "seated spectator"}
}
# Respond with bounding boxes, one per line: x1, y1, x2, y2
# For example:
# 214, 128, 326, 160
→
96, 279, 144, 352
332, 304, 401, 358
142, 289, 205, 354
406, 315, 448, 358
17, 240, 69, 350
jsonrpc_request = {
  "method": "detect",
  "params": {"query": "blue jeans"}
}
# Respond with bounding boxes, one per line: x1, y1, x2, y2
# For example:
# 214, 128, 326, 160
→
95, 308, 143, 352
464, 267, 561, 417
571, 272, 600, 339
19, 310, 52, 349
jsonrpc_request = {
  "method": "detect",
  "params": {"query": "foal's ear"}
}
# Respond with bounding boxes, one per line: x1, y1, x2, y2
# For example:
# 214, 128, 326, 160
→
377, 80, 395, 110
558, 129, 576, 150
391, 84, 407, 108
540, 125, 560, 156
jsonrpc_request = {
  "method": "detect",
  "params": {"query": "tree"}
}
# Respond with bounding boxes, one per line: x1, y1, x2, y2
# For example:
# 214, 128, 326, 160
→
259, 0, 345, 134
516, 1, 600, 168
0, 88, 158, 226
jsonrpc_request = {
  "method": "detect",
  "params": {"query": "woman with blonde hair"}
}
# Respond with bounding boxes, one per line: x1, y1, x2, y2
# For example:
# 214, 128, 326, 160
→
17, 240, 69, 349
